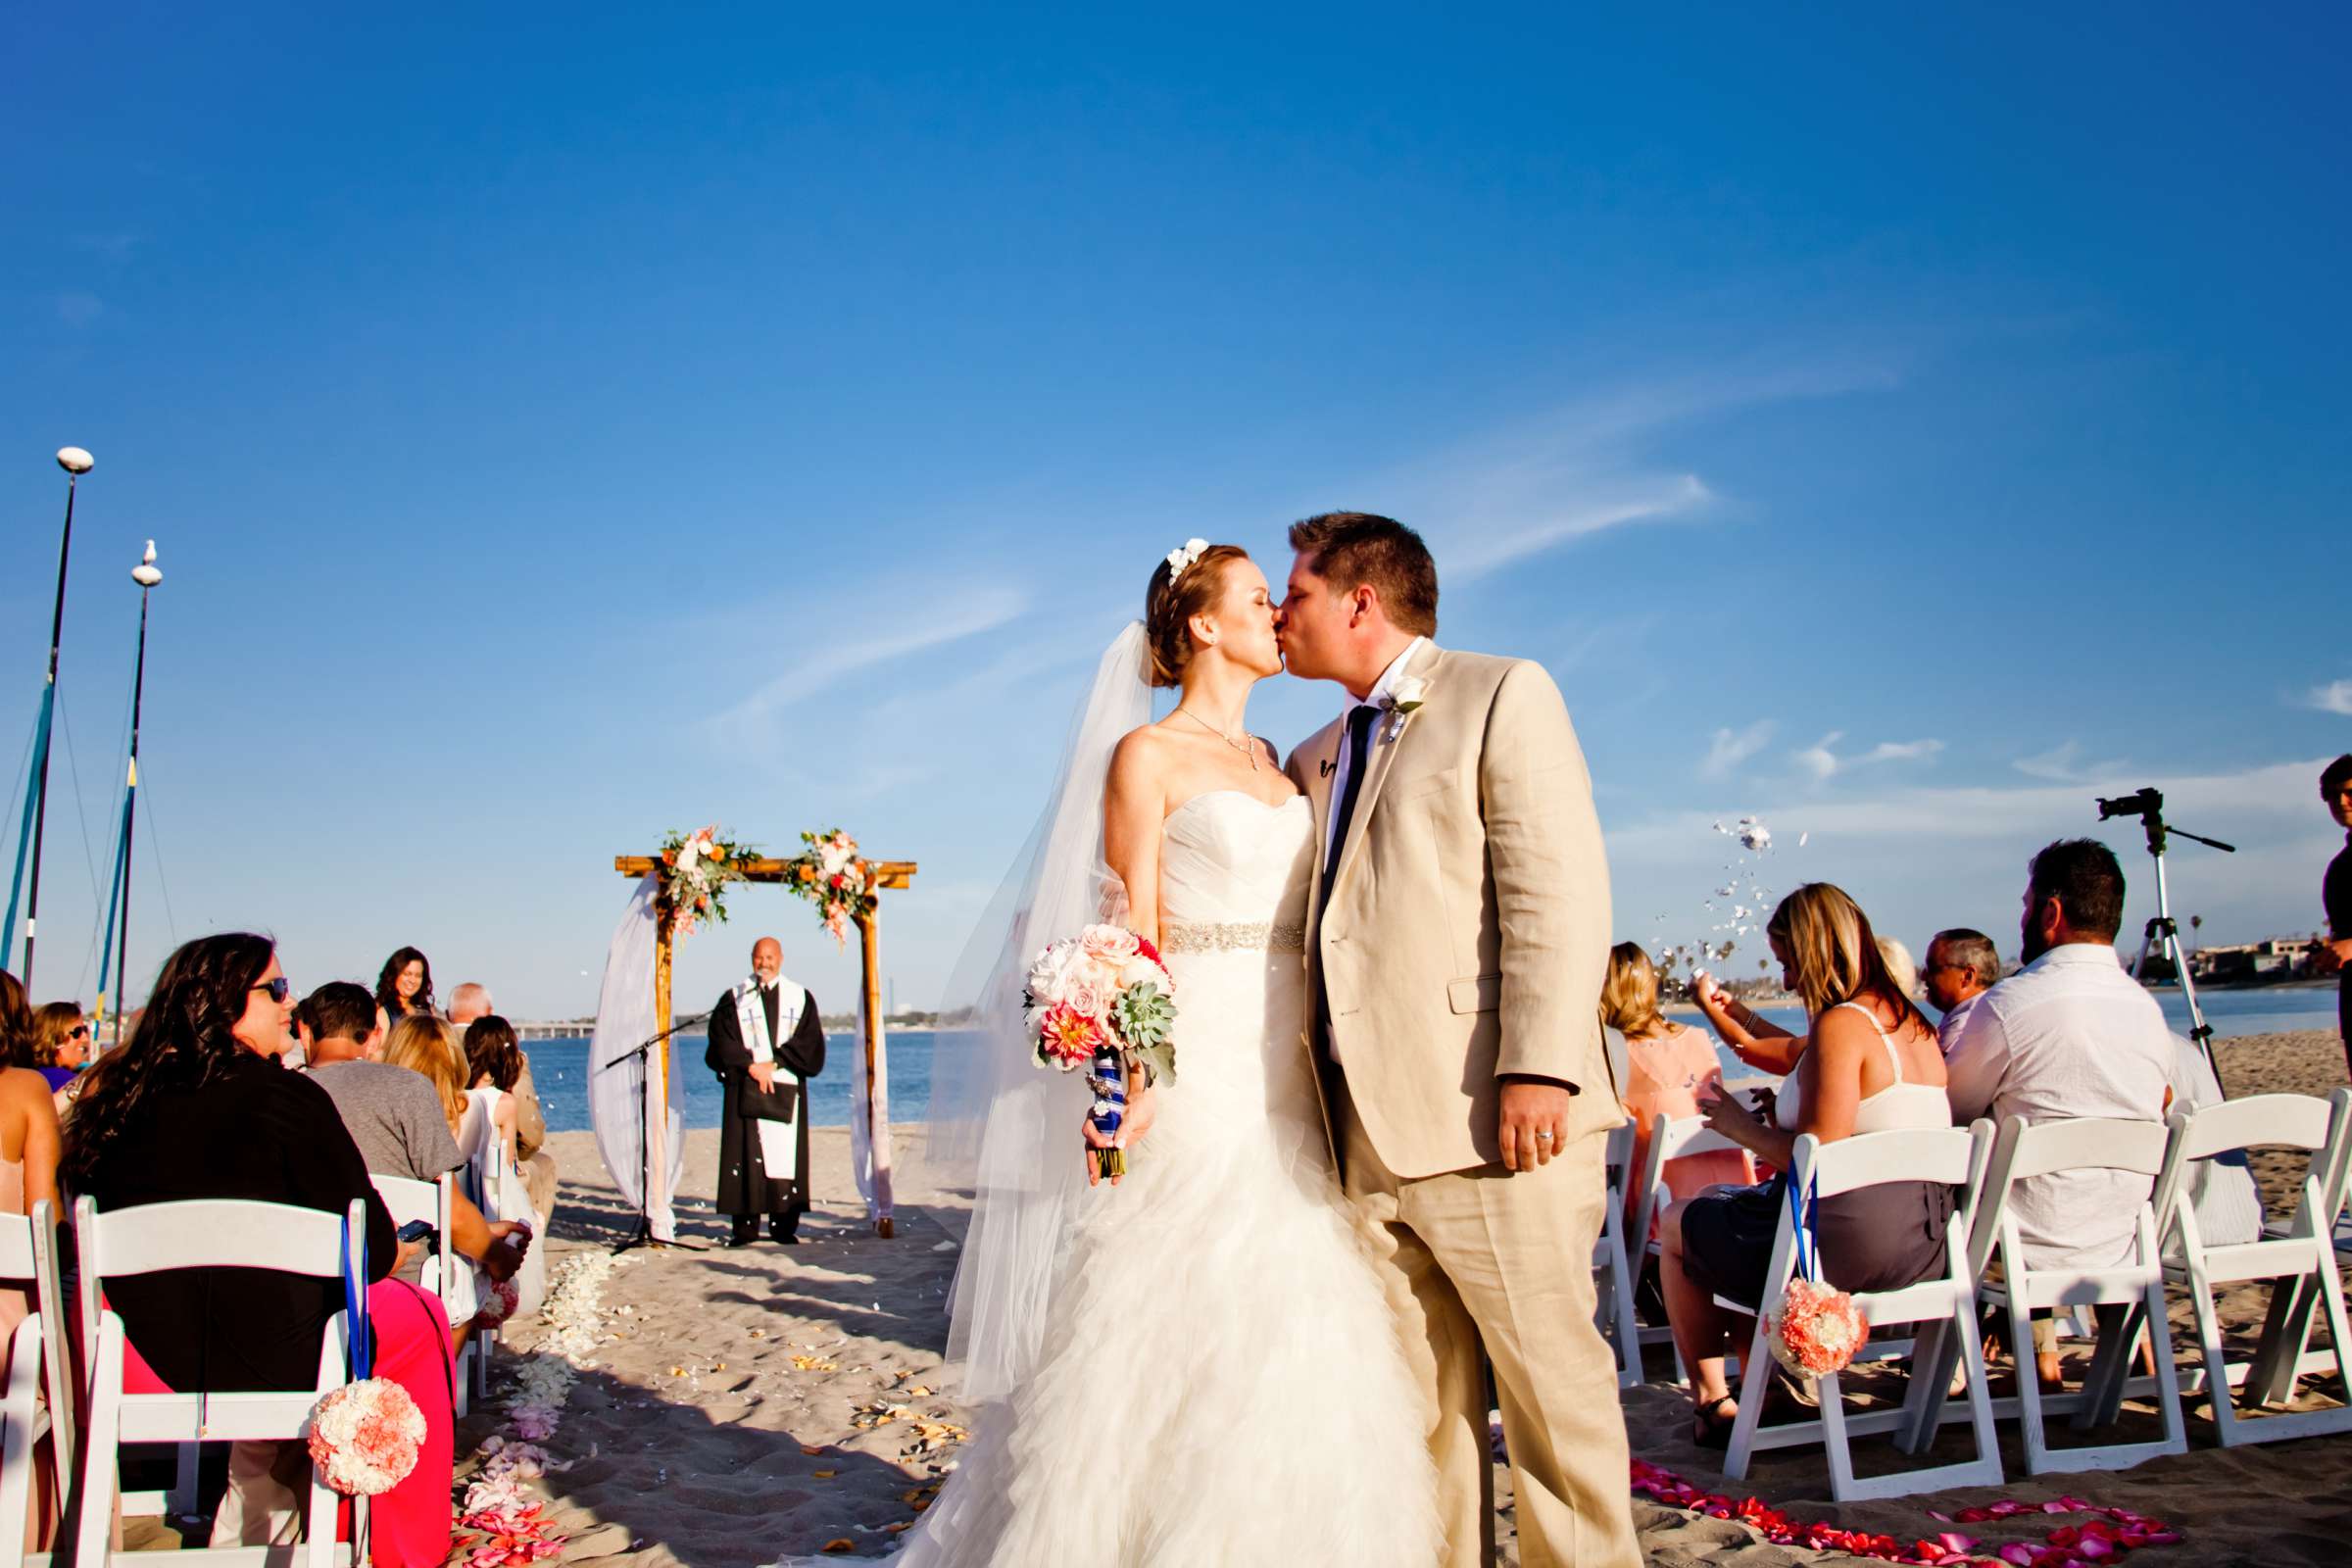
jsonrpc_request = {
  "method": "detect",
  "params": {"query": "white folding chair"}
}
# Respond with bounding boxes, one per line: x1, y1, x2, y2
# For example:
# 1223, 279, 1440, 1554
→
73, 1197, 368, 1568
369, 1175, 468, 1415
2107, 1090, 2352, 1446
1592, 1123, 1643, 1388
1627, 1112, 1756, 1384
1720, 1124, 2004, 1501
1920, 1115, 2186, 1474
0, 1200, 72, 1567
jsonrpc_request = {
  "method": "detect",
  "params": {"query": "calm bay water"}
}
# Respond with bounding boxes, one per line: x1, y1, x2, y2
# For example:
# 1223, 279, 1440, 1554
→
529, 986, 2339, 1134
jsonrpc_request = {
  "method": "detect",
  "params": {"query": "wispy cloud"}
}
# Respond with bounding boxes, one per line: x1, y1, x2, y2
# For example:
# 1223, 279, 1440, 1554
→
706, 583, 1028, 739
1793, 731, 1943, 780
1702, 720, 1776, 777
2303, 679, 2352, 716
2014, 740, 2133, 783
1342, 360, 1896, 582
56, 292, 104, 327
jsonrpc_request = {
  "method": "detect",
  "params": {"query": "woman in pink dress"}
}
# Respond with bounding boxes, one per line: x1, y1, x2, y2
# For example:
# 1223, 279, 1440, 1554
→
1603, 943, 1752, 1236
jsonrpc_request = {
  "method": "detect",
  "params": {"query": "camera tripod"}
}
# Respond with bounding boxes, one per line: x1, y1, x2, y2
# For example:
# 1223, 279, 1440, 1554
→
2096, 787, 2235, 1092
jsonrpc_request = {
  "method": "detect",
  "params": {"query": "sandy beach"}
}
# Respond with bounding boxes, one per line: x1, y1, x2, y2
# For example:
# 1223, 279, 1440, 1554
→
484, 1030, 2352, 1567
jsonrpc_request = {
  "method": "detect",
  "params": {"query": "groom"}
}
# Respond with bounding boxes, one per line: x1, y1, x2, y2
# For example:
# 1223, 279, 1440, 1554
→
1277, 514, 1637, 1568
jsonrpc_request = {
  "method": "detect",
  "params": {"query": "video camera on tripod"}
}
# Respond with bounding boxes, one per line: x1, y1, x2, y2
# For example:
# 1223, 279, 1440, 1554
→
2094, 786, 2234, 1088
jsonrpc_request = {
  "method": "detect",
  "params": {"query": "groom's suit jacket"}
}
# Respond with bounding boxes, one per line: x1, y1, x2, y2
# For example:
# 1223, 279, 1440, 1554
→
1288, 643, 1621, 1180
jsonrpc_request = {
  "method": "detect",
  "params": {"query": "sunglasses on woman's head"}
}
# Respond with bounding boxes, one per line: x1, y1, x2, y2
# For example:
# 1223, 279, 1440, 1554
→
251, 977, 292, 1004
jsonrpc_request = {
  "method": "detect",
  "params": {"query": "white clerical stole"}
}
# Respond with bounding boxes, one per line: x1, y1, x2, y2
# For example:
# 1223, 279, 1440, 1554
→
734, 976, 804, 1182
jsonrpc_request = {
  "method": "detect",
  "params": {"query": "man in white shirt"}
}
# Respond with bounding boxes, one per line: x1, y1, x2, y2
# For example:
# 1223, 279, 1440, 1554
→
1944, 839, 2173, 1385
1924, 927, 2001, 1055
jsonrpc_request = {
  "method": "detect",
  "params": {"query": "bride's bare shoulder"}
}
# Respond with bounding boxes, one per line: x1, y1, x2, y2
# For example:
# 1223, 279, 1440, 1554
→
1107, 722, 1177, 795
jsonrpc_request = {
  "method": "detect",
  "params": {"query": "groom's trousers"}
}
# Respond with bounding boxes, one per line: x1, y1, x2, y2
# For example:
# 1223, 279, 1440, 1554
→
1334, 1079, 1640, 1568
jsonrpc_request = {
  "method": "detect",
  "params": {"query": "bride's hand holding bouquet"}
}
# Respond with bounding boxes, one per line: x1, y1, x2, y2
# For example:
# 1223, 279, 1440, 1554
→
1024, 922, 1178, 1187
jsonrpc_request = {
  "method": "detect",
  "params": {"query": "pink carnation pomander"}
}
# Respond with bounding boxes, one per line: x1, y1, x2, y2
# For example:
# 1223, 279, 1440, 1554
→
309, 1378, 428, 1494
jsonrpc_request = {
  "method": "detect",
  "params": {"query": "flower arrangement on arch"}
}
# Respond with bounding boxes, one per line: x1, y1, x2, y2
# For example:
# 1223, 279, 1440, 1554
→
781, 827, 879, 948
659, 825, 755, 941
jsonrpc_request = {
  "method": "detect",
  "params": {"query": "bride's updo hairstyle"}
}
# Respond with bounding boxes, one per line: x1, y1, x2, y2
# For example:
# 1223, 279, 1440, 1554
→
1144, 542, 1250, 689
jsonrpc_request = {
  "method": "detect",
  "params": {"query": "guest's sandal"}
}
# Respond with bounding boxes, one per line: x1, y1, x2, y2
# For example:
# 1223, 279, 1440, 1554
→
1691, 1396, 1739, 1449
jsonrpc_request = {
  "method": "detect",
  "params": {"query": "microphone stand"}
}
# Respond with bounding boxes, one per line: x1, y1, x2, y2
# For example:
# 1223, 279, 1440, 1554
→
604, 1009, 712, 1253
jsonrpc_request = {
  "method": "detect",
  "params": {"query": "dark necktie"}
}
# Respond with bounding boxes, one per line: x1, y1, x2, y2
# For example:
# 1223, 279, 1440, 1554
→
1319, 704, 1382, 916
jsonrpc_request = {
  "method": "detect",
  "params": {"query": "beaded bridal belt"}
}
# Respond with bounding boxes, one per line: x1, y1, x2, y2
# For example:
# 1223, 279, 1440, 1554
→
1160, 919, 1305, 955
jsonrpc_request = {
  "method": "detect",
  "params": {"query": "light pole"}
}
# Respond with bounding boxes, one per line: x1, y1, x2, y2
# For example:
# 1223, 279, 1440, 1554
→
107, 543, 162, 1048
5, 446, 93, 984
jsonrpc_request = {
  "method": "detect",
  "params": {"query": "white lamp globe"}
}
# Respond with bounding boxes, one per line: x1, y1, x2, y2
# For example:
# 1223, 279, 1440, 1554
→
56, 447, 95, 475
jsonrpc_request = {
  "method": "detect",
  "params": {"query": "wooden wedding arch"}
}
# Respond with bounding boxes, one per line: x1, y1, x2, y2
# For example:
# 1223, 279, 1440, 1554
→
614, 852, 917, 1239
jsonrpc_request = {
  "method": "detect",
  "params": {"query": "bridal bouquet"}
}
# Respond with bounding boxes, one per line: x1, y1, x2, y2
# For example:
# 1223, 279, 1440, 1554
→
1024, 924, 1178, 1180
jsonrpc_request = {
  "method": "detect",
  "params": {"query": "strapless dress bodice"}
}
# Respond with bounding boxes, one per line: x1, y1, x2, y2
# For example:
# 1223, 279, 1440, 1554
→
1158, 791, 1314, 941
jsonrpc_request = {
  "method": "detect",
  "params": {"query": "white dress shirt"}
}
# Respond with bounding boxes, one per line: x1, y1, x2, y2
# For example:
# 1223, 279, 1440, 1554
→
1934, 990, 1985, 1056
1943, 943, 2174, 1270
1325, 636, 1428, 861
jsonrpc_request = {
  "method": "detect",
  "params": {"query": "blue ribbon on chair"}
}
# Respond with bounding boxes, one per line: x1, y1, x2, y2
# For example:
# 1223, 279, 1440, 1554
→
1789, 1175, 1824, 1286
341, 1219, 372, 1382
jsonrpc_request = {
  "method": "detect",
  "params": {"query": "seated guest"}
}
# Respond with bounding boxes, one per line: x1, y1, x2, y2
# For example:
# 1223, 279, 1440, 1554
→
452, 983, 557, 1219
1877, 935, 1920, 1001
372, 945, 437, 1037
59, 935, 453, 1564
0, 971, 64, 1351
1601, 943, 1752, 1236
1660, 884, 1954, 1446
1923, 928, 2001, 1054
296, 984, 528, 1294
1944, 838, 2173, 1388
383, 1014, 467, 1139
31, 1002, 89, 1094
462, 1016, 546, 1312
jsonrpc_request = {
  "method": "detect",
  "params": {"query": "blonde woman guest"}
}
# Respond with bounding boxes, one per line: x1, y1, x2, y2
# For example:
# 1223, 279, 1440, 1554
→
1877, 935, 1920, 1002
1602, 943, 1753, 1235
1659, 885, 1955, 1446
382, 1014, 484, 1346
382, 1014, 466, 1139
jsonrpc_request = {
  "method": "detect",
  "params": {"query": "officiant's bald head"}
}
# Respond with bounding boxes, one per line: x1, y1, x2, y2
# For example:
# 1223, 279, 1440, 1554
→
752, 937, 782, 981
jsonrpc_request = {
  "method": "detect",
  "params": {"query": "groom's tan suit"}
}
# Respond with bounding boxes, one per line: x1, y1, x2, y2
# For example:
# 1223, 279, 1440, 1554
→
1289, 642, 1638, 1568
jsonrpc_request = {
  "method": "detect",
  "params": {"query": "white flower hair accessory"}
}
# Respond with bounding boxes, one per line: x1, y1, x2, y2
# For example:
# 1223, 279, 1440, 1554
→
1164, 537, 1210, 578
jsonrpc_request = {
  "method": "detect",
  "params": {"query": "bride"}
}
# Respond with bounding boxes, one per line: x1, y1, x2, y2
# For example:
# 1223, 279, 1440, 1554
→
845, 542, 1439, 1565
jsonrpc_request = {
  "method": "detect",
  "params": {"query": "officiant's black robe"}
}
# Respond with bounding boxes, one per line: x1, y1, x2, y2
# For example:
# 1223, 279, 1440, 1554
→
706, 985, 826, 1221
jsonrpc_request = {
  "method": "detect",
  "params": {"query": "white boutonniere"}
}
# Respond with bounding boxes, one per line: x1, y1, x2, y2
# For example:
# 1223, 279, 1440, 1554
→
1378, 675, 1429, 741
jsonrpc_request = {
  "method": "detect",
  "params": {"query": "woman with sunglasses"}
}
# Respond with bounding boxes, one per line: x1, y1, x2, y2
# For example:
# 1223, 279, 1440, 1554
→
31, 1002, 89, 1093
62, 935, 460, 1562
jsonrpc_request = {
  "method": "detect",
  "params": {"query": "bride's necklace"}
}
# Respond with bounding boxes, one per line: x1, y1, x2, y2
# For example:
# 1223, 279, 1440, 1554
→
1173, 707, 1259, 771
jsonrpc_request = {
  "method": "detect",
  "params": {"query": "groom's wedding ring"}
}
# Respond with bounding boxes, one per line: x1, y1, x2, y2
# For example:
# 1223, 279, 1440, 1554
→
1534, 1131, 1554, 1141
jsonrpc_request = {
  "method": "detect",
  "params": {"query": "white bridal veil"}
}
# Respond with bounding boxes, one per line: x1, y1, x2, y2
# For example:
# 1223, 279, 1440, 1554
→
929, 621, 1152, 1403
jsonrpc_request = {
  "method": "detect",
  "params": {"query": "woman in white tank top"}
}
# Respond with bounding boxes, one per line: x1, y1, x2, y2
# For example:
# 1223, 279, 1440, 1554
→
1659, 885, 1957, 1446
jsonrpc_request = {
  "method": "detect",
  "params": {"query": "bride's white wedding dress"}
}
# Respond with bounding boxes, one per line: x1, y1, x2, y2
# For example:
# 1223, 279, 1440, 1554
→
886, 790, 1438, 1566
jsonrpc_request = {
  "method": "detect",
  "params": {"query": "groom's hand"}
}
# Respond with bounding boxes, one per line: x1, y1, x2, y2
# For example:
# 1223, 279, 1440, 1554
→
1496, 1075, 1573, 1171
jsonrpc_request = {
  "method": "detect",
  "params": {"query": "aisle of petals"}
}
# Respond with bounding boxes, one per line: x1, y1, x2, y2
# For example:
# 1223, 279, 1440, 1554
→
455, 1250, 632, 1568
1630, 1460, 2181, 1568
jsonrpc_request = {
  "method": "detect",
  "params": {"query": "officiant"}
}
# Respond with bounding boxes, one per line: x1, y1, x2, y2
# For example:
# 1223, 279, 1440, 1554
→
706, 935, 826, 1246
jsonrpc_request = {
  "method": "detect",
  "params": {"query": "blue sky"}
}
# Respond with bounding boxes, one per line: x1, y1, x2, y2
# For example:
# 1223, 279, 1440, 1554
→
3, 4, 2346, 1018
